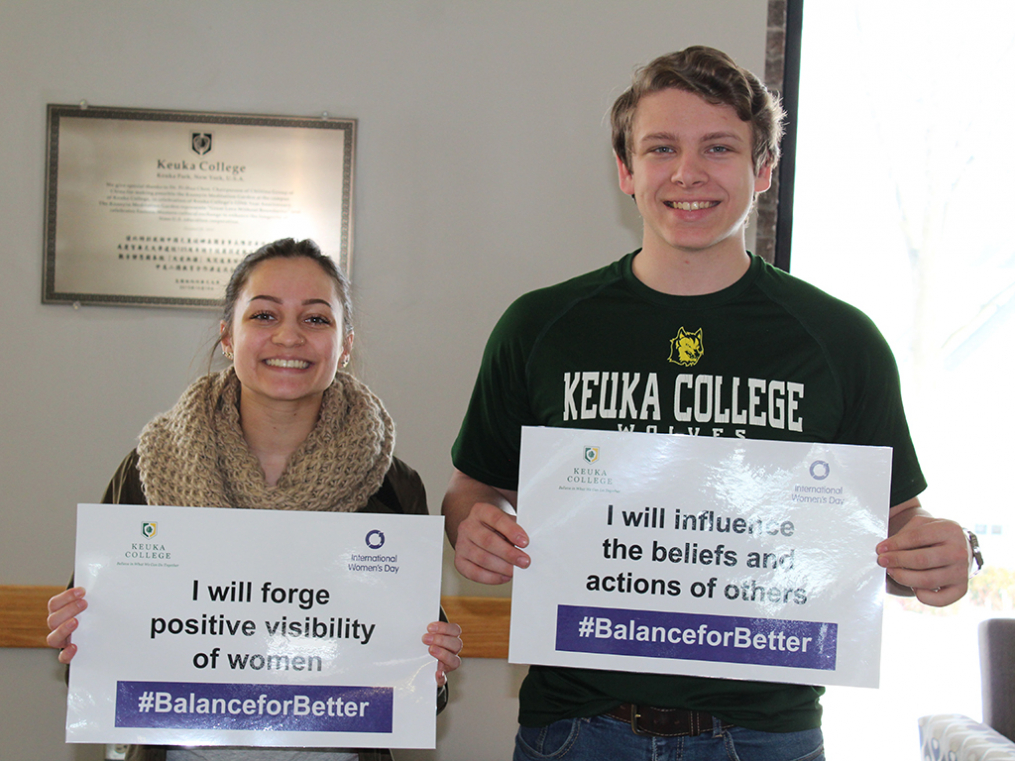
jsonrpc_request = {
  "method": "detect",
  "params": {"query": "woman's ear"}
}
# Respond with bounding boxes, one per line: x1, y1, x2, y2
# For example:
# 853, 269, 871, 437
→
341, 331, 355, 368
220, 321, 233, 356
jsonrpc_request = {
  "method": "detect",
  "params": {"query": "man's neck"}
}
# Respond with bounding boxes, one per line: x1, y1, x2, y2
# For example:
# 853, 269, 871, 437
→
632, 243, 751, 296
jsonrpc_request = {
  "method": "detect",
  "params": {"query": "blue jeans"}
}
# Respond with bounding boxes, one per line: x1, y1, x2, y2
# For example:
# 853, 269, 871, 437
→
513, 715, 824, 761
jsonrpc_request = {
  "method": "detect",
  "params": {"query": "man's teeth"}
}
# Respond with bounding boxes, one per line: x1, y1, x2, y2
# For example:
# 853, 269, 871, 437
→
265, 358, 310, 369
667, 201, 718, 210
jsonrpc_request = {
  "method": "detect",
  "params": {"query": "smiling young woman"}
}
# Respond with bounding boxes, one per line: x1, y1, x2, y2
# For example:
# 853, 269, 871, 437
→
45, 238, 462, 761
219, 252, 355, 486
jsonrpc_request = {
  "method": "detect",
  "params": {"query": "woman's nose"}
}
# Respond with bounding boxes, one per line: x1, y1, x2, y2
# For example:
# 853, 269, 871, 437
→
272, 323, 306, 347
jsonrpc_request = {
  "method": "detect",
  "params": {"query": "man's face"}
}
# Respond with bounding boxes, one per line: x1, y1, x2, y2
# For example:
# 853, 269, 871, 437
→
617, 88, 771, 260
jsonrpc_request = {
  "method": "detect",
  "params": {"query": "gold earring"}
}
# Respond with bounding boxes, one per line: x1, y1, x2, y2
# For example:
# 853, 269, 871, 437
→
222, 346, 234, 361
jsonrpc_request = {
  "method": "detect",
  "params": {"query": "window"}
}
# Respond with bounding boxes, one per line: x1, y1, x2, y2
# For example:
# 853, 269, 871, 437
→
789, 2, 1015, 755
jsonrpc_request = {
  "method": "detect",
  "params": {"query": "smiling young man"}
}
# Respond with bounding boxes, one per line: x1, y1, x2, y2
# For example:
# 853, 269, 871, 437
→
443, 47, 972, 760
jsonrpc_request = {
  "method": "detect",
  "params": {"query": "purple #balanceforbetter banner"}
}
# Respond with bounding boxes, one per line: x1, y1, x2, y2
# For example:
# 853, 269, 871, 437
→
115, 681, 393, 733
555, 605, 837, 670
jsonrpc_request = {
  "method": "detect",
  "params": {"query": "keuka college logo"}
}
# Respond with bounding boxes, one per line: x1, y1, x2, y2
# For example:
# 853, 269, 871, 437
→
668, 327, 704, 367
567, 445, 612, 488
141, 522, 157, 539
191, 132, 212, 155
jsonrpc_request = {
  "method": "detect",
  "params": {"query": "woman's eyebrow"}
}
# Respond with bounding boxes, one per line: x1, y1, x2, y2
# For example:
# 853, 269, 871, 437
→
247, 294, 282, 305
246, 295, 333, 307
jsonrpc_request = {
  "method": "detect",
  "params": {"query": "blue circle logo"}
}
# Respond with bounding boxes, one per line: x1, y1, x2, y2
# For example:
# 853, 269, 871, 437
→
365, 529, 385, 550
809, 460, 830, 480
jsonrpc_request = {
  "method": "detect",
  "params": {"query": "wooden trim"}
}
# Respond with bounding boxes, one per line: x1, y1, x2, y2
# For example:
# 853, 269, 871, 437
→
0, 585, 512, 659
440, 595, 511, 660
0, 585, 64, 648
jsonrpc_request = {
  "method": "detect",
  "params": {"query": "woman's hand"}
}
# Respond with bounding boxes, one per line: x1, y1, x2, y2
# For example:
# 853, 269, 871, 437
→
46, 587, 87, 664
422, 621, 463, 686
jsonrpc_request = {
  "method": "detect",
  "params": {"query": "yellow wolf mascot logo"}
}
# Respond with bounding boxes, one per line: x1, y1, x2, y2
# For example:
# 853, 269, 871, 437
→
668, 327, 704, 367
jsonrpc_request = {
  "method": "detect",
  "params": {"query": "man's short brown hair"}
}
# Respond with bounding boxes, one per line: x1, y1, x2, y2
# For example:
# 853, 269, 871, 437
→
611, 46, 785, 174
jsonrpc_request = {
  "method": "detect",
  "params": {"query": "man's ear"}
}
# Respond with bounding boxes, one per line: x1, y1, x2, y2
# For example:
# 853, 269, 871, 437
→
616, 152, 636, 198
754, 162, 773, 194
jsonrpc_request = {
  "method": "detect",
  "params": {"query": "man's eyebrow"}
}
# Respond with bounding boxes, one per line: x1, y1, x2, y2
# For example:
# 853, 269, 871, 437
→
700, 131, 746, 143
639, 131, 678, 144
637, 130, 746, 144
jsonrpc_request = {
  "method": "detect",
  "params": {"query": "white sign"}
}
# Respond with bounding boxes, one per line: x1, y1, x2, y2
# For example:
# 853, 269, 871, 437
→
509, 427, 892, 688
67, 504, 444, 749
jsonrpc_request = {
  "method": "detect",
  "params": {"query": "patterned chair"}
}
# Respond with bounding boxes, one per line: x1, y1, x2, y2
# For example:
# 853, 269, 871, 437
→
917, 618, 1015, 760
919, 714, 1015, 760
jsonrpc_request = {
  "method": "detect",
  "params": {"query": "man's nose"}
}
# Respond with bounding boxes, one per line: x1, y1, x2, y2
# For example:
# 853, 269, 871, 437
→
671, 155, 707, 186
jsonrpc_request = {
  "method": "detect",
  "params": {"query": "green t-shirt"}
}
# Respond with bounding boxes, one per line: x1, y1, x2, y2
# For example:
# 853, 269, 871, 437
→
452, 252, 925, 732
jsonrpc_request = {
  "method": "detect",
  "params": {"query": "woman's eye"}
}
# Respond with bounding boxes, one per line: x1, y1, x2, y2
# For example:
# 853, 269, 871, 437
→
305, 315, 332, 326
250, 312, 275, 321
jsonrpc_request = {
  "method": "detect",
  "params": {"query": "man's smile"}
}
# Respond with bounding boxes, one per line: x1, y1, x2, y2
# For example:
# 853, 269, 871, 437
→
664, 200, 720, 211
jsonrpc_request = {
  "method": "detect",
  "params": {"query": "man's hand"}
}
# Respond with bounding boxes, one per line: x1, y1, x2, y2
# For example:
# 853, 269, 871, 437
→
453, 502, 530, 584
877, 498, 969, 607
442, 469, 529, 585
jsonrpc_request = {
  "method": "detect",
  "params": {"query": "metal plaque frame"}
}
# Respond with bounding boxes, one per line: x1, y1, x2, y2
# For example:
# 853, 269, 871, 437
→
43, 104, 355, 309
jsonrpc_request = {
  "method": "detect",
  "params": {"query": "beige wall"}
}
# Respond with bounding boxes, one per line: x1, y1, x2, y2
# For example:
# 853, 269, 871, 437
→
0, 2, 769, 758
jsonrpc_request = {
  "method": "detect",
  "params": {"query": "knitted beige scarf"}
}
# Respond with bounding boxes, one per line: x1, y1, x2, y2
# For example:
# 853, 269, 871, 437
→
136, 368, 394, 513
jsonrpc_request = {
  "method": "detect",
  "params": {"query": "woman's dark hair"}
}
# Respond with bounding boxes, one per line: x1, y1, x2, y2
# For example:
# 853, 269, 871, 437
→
220, 238, 353, 340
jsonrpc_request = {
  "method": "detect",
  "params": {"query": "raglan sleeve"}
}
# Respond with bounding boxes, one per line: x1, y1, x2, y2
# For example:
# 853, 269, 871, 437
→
835, 320, 927, 507
450, 295, 542, 492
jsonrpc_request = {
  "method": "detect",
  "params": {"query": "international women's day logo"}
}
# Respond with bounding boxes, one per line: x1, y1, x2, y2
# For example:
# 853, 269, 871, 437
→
809, 461, 830, 480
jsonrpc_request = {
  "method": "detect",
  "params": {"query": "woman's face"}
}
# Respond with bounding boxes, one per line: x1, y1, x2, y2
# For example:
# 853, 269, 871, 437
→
220, 257, 351, 409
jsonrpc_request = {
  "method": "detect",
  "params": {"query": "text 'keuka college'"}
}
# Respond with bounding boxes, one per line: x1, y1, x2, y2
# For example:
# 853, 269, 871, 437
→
563, 371, 804, 436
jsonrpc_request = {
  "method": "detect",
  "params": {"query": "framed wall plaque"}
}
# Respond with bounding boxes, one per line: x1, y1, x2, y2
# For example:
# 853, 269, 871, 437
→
43, 105, 355, 308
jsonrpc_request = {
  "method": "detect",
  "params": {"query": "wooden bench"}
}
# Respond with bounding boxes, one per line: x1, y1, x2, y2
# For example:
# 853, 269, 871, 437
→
0, 585, 511, 659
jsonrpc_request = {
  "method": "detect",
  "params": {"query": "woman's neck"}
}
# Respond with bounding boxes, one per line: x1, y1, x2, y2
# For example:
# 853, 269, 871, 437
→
237, 391, 323, 487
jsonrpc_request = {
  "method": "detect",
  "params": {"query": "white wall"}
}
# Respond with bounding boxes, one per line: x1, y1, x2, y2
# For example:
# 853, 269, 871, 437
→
0, 2, 769, 759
